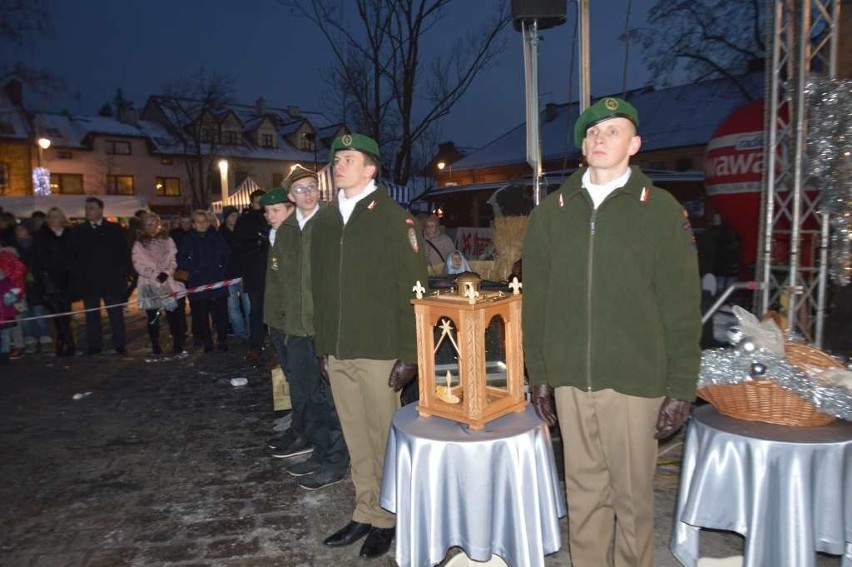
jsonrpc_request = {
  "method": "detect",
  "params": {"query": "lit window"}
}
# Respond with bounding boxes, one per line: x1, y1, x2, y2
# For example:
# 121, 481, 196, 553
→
155, 177, 181, 197
51, 173, 84, 194
107, 174, 134, 195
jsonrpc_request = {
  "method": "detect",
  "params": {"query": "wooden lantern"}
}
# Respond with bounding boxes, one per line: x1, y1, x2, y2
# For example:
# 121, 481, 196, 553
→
411, 278, 527, 430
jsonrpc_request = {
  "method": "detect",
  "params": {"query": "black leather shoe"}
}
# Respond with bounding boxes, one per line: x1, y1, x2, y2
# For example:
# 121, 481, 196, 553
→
323, 521, 370, 547
359, 527, 394, 558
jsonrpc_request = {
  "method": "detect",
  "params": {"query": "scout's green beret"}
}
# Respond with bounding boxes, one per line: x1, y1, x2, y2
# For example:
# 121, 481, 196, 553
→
573, 97, 639, 148
283, 164, 317, 191
328, 133, 381, 162
258, 187, 289, 207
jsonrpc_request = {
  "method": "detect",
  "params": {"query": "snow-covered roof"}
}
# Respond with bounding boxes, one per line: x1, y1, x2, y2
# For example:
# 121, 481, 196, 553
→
31, 113, 151, 148
0, 108, 31, 141
139, 96, 336, 161
452, 74, 763, 171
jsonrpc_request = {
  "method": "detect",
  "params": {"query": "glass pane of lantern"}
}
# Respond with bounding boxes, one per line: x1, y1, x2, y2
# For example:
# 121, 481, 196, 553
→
484, 315, 508, 391
433, 316, 462, 404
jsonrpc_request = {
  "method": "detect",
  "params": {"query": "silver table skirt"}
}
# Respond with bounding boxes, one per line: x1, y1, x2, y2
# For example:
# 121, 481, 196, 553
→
670, 404, 852, 567
380, 404, 566, 567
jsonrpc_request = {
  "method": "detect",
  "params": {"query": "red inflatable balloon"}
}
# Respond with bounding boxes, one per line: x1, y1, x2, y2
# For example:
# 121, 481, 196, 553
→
705, 100, 817, 274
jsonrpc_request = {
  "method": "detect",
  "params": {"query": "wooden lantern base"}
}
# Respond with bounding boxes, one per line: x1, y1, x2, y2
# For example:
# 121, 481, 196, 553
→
416, 388, 527, 430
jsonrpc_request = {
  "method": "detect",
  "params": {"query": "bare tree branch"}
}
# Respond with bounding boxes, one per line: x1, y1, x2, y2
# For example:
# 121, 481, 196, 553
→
633, 0, 764, 88
279, 0, 509, 184
158, 69, 236, 208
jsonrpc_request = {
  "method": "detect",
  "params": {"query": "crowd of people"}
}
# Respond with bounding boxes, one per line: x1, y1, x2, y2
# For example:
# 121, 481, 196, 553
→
0, 193, 282, 364
2, 113, 702, 564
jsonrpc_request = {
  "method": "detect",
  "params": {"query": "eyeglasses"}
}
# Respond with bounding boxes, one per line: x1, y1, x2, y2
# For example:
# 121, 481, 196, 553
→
291, 183, 319, 194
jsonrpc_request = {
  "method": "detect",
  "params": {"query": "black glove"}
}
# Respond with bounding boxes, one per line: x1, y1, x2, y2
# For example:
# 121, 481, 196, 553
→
317, 355, 330, 383
531, 385, 557, 427
655, 396, 692, 439
156, 272, 169, 284
388, 360, 418, 392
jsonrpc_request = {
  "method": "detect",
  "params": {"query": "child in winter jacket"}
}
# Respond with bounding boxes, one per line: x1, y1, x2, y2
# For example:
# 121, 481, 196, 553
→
0, 248, 26, 362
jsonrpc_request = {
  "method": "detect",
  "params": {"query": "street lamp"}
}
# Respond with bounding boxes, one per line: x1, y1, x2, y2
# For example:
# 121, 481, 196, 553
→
37, 137, 51, 167
437, 161, 446, 171
218, 159, 229, 202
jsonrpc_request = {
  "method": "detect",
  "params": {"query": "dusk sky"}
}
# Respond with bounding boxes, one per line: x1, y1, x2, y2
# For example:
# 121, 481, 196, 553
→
20, 0, 658, 149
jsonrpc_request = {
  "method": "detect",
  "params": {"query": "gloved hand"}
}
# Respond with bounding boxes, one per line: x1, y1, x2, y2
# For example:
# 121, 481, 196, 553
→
655, 396, 692, 439
388, 360, 418, 392
317, 355, 330, 383
531, 385, 557, 427
156, 272, 169, 284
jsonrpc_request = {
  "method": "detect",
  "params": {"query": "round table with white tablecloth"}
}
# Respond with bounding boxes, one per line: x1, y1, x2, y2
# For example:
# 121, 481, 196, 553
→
670, 404, 852, 567
380, 404, 565, 567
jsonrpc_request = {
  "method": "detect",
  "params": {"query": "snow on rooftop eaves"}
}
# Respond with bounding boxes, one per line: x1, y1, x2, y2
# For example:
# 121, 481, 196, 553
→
452, 74, 763, 172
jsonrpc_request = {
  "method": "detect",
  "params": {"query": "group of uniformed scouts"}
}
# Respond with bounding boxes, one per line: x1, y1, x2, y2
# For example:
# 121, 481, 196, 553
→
259, 97, 700, 566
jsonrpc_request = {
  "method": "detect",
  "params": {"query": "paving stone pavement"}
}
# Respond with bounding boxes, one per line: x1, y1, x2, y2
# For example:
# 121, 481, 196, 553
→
0, 313, 842, 566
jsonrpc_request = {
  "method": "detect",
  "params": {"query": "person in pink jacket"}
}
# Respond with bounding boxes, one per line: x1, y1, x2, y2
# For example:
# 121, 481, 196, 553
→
131, 214, 186, 356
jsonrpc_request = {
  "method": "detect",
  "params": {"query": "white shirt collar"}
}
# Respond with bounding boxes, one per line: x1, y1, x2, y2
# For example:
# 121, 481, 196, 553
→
582, 167, 632, 209
337, 180, 377, 224
296, 205, 319, 230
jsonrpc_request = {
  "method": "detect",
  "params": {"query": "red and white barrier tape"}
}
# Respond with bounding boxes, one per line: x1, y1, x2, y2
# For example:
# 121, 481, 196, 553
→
7, 277, 242, 324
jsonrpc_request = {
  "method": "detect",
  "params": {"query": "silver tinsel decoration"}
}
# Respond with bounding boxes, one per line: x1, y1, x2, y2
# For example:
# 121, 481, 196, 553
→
806, 78, 852, 285
698, 307, 852, 420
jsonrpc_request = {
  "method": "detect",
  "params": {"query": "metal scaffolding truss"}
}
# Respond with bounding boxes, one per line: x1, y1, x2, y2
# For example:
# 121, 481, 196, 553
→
757, 0, 841, 345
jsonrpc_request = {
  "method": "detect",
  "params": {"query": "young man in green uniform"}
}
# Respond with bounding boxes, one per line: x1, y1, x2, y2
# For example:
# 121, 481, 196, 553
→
261, 167, 349, 490
311, 134, 427, 559
522, 98, 701, 567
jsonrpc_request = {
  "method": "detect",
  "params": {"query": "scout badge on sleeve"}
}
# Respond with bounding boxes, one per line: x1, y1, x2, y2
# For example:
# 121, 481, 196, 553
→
408, 227, 419, 252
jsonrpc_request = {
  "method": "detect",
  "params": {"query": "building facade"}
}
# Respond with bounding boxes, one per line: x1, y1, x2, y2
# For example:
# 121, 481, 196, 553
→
0, 83, 346, 216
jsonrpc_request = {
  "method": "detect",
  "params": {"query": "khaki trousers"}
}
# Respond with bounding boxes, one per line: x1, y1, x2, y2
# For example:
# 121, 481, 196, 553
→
327, 356, 399, 528
554, 386, 663, 567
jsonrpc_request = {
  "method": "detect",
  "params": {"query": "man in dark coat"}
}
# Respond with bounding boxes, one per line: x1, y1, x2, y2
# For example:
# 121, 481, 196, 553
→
72, 197, 130, 355
233, 190, 268, 364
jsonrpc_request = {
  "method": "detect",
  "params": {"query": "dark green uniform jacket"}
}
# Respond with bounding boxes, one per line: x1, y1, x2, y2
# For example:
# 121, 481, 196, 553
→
522, 166, 701, 401
311, 186, 428, 363
263, 205, 321, 337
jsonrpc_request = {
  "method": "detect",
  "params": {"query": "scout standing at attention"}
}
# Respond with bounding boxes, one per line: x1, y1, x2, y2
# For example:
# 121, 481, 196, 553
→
522, 97, 701, 567
261, 167, 349, 489
311, 133, 428, 559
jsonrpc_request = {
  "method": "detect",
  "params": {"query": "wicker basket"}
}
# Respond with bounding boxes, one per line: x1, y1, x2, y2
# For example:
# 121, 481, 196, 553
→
698, 342, 842, 427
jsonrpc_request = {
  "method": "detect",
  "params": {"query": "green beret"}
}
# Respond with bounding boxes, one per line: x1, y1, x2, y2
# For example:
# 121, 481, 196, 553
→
258, 187, 290, 207
283, 164, 317, 192
328, 133, 381, 162
573, 97, 639, 148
